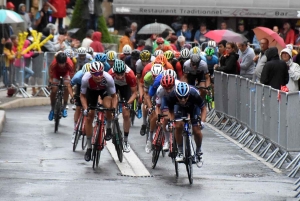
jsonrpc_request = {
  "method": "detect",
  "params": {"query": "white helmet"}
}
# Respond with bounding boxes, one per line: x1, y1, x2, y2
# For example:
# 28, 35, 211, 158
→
122, 44, 132, 55
154, 49, 164, 57
151, 64, 164, 75
77, 47, 87, 55
180, 48, 190, 59
208, 40, 217, 48
163, 69, 177, 79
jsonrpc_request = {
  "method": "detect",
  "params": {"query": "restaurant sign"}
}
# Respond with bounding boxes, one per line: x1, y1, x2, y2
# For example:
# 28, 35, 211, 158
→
113, 5, 300, 19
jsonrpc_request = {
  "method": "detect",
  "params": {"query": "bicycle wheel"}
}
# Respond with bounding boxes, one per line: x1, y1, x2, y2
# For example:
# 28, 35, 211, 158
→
73, 115, 83, 151
171, 132, 179, 178
54, 97, 61, 133
152, 148, 160, 169
145, 117, 150, 144
152, 128, 163, 169
130, 109, 135, 126
81, 133, 87, 150
114, 120, 123, 163
185, 135, 193, 184
92, 123, 101, 169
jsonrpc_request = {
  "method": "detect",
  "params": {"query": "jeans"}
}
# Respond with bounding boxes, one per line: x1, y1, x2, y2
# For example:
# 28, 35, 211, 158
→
51, 17, 64, 31
87, 14, 98, 31
2, 67, 9, 87
24, 67, 34, 79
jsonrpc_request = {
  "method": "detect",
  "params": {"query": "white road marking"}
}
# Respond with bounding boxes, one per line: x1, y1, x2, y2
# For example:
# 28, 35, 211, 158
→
106, 141, 151, 177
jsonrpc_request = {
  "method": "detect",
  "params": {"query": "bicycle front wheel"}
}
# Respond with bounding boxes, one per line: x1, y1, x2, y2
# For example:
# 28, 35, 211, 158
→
92, 123, 101, 169
185, 136, 193, 184
171, 131, 179, 178
130, 109, 135, 126
114, 120, 123, 163
54, 97, 62, 133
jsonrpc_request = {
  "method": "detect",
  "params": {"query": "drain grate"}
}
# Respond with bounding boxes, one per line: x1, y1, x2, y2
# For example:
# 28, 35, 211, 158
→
117, 173, 154, 178
235, 173, 263, 178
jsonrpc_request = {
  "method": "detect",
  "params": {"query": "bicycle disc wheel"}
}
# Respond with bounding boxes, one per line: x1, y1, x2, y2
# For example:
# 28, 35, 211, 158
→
185, 136, 193, 184
151, 148, 160, 169
114, 120, 123, 163
54, 98, 61, 133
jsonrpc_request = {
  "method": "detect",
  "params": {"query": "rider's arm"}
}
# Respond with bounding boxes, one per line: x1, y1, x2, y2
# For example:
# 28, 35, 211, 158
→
205, 73, 211, 88
128, 86, 137, 104
106, 74, 118, 109
200, 105, 207, 122
111, 93, 118, 109
80, 93, 88, 110
175, 62, 183, 79
80, 73, 89, 110
144, 89, 152, 108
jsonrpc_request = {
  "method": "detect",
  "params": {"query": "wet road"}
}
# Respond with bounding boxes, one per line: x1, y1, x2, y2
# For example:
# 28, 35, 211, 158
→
0, 106, 295, 201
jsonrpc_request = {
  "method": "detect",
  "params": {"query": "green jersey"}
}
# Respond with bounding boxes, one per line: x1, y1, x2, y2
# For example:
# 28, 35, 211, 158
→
143, 72, 154, 90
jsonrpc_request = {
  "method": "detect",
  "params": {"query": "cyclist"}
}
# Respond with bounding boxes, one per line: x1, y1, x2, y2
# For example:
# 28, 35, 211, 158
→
108, 59, 137, 152
153, 49, 164, 57
94, 53, 111, 72
120, 44, 132, 61
165, 82, 206, 163
204, 40, 219, 57
164, 50, 183, 79
64, 48, 77, 67
144, 64, 164, 153
149, 69, 177, 97
155, 37, 173, 52
80, 61, 118, 162
86, 47, 94, 57
136, 50, 155, 79
204, 47, 218, 79
70, 63, 91, 143
181, 53, 210, 99
124, 49, 140, 75
48, 52, 74, 120
190, 46, 207, 62
178, 48, 190, 68
76, 47, 93, 71
106, 50, 118, 68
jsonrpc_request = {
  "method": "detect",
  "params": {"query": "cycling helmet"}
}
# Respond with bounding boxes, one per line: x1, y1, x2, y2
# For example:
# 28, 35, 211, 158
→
161, 75, 175, 88
190, 54, 201, 66
190, 46, 201, 55
175, 82, 190, 98
86, 47, 94, 56
156, 37, 164, 44
64, 49, 74, 58
90, 61, 104, 73
131, 49, 140, 60
77, 47, 87, 55
140, 50, 151, 62
163, 69, 177, 79
164, 50, 174, 60
113, 59, 126, 74
106, 50, 117, 61
205, 47, 215, 56
154, 49, 164, 57
95, 53, 107, 62
122, 44, 132, 55
208, 40, 217, 48
56, 52, 67, 64
82, 63, 91, 73
151, 64, 164, 75
180, 48, 190, 59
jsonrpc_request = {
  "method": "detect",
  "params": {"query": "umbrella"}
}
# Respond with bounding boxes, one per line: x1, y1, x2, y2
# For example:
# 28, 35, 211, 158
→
204, 30, 247, 43
0, 9, 24, 24
253, 27, 286, 51
138, 22, 174, 35
67, 28, 79, 34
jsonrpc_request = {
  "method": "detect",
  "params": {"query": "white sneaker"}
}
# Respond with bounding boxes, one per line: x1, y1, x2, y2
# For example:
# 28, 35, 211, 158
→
163, 141, 169, 151
123, 141, 131, 153
66, 105, 69, 109
72, 105, 76, 110
145, 140, 152, 154
175, 152, 184, 162
71, 132, 75, 144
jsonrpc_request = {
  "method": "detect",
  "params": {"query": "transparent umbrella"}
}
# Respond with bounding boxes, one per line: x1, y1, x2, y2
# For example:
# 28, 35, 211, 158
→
138, 22, 174, 35
0, 9, 24, 35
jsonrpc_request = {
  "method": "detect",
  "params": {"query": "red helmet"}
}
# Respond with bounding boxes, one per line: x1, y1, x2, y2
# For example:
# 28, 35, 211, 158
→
156, 37, 164, 44
160, 75, 175, 88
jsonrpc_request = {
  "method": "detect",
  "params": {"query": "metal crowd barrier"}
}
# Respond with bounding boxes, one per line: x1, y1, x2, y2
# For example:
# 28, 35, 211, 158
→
209, 71, 300, 179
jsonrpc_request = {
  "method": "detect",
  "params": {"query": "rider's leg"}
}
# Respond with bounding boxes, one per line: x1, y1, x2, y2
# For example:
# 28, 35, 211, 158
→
191, 106, 202, 153
103, 95, 113, 141
63, 78, 71, 109
173, 105, 184, 153
149, 110, 157, 142
50, 86, 58, 110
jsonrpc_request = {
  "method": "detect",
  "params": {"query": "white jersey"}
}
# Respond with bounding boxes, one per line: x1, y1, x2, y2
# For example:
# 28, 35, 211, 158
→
80, 72, 116, 95
156, 79, 181, 105
183, 59, 208, 75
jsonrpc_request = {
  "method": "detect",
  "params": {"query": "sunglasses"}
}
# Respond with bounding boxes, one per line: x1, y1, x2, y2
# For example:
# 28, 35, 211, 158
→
157, 43, 163, 45
92, 71, 103, 77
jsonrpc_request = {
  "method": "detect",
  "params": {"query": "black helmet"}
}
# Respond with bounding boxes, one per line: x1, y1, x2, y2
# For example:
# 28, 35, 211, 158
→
131, 49, 140, 60
56, 52, 67, 64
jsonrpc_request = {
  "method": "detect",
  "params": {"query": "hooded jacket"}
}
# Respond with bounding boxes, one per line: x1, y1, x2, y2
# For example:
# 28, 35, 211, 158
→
119, 35, 133, 53
280, 48, 300, 92
216, 52, 239, 75
3, 47, 15, 67
90, 32, 104, 53
261, 47, 289, 90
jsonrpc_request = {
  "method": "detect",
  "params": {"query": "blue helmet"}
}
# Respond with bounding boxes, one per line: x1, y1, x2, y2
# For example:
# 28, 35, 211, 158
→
95, 53, 107, 63
175, 82, 190, 98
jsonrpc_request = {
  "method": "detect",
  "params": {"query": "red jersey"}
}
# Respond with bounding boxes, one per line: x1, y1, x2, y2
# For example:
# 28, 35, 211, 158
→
49, 57, 74, 79
108, 66, 137, 87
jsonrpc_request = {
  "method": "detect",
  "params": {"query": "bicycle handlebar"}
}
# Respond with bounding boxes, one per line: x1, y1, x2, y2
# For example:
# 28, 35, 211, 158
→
88, 105, 115, 112
195, 86, 211, 90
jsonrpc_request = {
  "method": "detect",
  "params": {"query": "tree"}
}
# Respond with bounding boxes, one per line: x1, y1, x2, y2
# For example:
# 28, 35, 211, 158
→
69, 0, 112, 43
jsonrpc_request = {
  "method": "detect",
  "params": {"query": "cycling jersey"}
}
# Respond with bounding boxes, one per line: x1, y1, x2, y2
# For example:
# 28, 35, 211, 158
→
155, 79, 181, 105
91, 59, 111, 72
205, 55, 219, 75
183, 59, 208, 75
108, 66, 137, 87
136, 56, 156, 75
49, 57, 74, 80
170, 58, 183, 78
148, 74, 163, 97
140, 61, 173, 85
143, 71, 154, 89
81, 72, 116, 95
76, 53, 93, 70
71, 70, 84, 86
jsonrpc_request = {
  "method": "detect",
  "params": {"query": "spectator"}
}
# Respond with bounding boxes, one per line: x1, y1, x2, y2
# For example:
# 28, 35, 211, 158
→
155, 37, 173, 52
261, 47, 289, 90
217, 40, 227, 60
41, 27, 61, 52
254, 38, 269, 82
169, 35, 178, 51
90, 31, 104, 53
3, 41, 15, 87
295, 27, 300, 45
282, 22, 295, 45
0, 24, 11, 54
118, 28, 134, 53
81, 29, 94, 48
6, 2, 14, 10
145, 34, 157, 51
18, 3, 32, 32
152, 29, 171, 52
280, 48, 300, 92
237, 41, 255, 79
130, 22, 138, 46
237, 24, 250, 42
35, 1, 57, 32
220, 21, 232, 31
194, 22, 210, 45
107, 15, 117, 34
176, 23, 192, 42
82, 0, 103, 31
252, 35, 260, 49
176, 35, 186, 51
49, 0, 69, 31
188, 23, 195, 42
214, 42, 239, 75
273, 26, 283, 38
46, 23, 57, 42
137, 40, 145, 51
295, 47, 300, 65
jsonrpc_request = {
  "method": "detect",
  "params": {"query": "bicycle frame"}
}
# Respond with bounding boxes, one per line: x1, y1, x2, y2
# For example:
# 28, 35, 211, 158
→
181, 119, 195, 160
75, 109, 86, 134
92, 110, 106, 150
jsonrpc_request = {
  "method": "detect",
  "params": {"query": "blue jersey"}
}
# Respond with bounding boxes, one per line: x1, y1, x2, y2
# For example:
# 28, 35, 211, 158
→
91, 59, 111, 72
71, 70, 84, 86
148, 74, 163, 97
205, 55, 219, 69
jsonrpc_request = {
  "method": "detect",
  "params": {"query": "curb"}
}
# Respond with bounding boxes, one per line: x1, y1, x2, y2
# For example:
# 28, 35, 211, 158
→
0, 110, 5, 134
0, 97, 50, 110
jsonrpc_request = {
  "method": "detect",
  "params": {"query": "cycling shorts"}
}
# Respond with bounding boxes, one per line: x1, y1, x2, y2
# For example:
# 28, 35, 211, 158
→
187, 72, 205, 85
160, 97, 169, 111
116, 85, 131, 102
86, 88, 109, 108
174, 105, 200, 126
53, 75, 70, 84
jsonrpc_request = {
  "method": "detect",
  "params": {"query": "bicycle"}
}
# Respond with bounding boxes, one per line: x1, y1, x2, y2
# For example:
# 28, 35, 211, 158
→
197, 86, 214, 111
51, 76, 65, 133
73, 108, 87, 152
151, 113, 167, 169
89, 104, 115, 169
118, 98, 137, 126
167, 120, 179, 178
145, 99, 156, 144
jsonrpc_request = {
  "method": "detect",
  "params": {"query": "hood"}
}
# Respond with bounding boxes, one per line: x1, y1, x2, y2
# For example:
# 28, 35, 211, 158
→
6, 2, 15, 9
265, 47, 279, 61
280, 48, 292, 59
23, 40, 31, 48
18, 3, 25, 13
92, 32, 102, 42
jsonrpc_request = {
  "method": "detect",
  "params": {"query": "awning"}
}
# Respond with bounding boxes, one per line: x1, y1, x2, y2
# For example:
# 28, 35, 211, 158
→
113, 3, 300, 19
